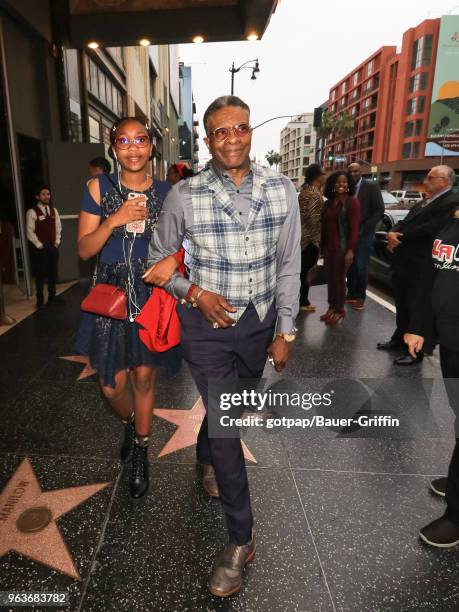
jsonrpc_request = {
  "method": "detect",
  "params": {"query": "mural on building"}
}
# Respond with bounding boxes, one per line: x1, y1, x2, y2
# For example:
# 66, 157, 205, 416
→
425, 15, 459, 157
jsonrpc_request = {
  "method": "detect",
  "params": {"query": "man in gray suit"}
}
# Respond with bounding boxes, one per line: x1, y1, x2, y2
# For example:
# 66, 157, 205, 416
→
346, 162, 384, 310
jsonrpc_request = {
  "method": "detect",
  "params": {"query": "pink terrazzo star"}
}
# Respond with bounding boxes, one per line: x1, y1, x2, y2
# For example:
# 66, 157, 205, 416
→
154, 398, 257, 463
0, 458, 110, 580
59, 355, 97, 381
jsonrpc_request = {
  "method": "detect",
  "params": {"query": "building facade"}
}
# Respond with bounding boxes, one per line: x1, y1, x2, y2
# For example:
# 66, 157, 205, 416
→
322, 17, 459, 189
0, 0, 183, 307
178, 63, 199, 173
280, 113, 317, 188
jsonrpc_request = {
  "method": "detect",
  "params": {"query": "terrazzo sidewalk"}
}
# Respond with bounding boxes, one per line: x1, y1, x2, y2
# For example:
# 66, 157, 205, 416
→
0, 282, 457, 612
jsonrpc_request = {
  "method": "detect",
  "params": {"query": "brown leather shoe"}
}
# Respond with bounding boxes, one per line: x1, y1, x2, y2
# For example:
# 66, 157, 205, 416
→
200, 463, 220, 498
208, 535, 256, 597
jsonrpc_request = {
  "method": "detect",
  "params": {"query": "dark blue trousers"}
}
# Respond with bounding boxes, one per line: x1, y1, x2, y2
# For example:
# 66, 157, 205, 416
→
346, 230, 374, 301
177, 301, 276, 544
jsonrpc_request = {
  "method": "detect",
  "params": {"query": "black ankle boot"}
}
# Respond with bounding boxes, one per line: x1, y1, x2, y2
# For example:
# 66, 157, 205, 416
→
120, 419, 135, 464
130, 440, 149, 499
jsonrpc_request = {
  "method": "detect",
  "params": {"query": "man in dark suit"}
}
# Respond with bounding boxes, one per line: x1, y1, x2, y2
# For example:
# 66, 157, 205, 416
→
346, 163, 384, 310
377, 165, 458, 365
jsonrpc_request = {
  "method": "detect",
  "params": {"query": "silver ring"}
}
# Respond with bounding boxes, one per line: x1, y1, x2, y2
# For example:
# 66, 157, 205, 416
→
268, 357, 275, 366
212, 322, 220, 329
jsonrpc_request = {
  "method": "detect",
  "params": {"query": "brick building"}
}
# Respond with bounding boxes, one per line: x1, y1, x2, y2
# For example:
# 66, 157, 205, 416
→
323, 17, 459, 190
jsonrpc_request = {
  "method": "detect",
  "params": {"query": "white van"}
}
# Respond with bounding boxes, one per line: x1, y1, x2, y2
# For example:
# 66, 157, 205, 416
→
390, 190, 424, 206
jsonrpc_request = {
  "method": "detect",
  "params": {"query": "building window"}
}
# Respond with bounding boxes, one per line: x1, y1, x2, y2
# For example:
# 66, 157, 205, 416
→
367, 60, 374, 76
404, 121, 414, 137
420, 72, 428, 90
353, 72, 359, 86
331, 89, 336, 101
415, 119, 423, 136
86, 55, 125, 117
423, 34, 433, 67
303, 157, 309, 166
402, 141, 420, 159
409, 72, 428, 94
89, 114, 100, 142
63, 49, 83, 142
411, 37, 424, 70
406, 98, 416, 115
342, 81, 347, 94
304, 135, 310, 144
406, 96, 426, 115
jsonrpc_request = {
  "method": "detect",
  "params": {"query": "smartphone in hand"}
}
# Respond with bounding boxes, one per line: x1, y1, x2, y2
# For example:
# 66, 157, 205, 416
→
126, 192, 147, 234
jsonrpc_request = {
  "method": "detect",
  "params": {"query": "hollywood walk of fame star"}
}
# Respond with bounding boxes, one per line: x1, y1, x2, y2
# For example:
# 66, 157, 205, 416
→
0, 458, 110, 580
59, 355, 96, 381
153, 398, 257, 463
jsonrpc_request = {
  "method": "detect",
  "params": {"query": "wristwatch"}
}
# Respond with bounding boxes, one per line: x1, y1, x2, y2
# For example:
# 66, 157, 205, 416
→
276, 328, 297, 343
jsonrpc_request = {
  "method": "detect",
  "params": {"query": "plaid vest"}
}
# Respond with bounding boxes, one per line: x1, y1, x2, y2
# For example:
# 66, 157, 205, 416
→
186, 162, 289, 323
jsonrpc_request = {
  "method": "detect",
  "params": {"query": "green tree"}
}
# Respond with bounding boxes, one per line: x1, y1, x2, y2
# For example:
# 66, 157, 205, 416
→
316, 111, 335, 139
335, 111, 357, 140
265, 150, 282, 170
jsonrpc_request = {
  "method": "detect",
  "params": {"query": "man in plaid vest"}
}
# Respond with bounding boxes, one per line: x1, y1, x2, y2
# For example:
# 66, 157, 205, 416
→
146, 96, 300, 597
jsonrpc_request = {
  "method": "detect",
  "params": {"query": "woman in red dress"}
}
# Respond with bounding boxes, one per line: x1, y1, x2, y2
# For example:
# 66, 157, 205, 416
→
321, 171, 360, 326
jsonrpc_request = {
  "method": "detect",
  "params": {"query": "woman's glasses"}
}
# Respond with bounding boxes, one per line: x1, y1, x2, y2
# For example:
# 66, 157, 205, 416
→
114, 135, 150, 149
208, 123, 252, 142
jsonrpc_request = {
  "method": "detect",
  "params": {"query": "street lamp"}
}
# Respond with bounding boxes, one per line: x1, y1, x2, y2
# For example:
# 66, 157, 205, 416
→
229, 59, 260, 95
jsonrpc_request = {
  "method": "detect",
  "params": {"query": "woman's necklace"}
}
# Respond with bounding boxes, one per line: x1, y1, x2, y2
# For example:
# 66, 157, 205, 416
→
121, 173, 151, 192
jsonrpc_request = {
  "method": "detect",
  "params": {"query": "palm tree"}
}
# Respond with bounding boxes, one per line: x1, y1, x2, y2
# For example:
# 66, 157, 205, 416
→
335, 111, 357, 140
265, 150, 282, 170
316, 111, 335, 139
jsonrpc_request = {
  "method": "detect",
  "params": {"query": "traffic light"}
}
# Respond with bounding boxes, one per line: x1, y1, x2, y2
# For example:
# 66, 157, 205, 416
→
327, 152, 334, 162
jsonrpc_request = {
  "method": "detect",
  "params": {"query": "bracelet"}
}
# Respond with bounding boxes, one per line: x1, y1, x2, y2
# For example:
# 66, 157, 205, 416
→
194, 288, 205, 306
185, 284, 198, 303
189, 287, 205, 308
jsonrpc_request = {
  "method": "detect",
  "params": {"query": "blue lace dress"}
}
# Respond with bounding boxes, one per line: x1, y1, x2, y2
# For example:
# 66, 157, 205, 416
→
76, 173, 181, 387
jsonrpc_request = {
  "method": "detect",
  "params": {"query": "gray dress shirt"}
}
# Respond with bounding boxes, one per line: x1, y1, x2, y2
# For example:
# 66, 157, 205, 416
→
148, 163, 301, 334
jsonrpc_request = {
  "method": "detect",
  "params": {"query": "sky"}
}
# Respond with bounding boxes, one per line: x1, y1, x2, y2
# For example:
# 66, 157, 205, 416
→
179, 0, 458, 163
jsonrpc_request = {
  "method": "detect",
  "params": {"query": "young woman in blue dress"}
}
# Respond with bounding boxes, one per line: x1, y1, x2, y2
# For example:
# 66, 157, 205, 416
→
77, 117, 179, 499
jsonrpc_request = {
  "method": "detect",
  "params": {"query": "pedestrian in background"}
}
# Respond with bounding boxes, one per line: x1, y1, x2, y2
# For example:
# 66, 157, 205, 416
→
166, 163, 183, 185
405, 203, 459, 548
377, 165, 457, 365
321, 171, 360, 326
346, 162, 384, 310
26, 185, 63, 309
88, 156, 111, 177
298, 163, 325, 312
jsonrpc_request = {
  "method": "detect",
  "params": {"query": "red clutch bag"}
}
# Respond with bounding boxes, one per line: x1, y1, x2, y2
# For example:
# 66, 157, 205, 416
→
136, 249, 185, 352
81, 283, 127, 320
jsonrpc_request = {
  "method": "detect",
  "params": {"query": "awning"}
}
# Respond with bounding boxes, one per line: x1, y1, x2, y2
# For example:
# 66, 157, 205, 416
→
56, 0, 279, 47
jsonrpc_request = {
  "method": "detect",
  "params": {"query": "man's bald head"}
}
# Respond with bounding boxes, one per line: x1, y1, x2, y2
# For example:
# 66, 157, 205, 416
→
348, 162, 361, 182
434, 165, 456, 186
425, 165, 456, 197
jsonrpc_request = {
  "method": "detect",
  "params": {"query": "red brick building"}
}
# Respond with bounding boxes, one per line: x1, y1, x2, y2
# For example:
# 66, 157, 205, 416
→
323, 18, 459, 190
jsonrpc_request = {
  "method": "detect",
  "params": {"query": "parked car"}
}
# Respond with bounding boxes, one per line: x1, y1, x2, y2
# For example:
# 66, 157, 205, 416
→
390, 190, 424, 206
368, 191, 411, 286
